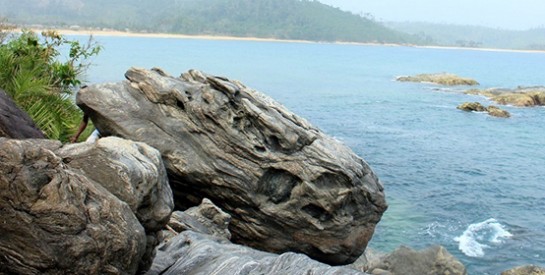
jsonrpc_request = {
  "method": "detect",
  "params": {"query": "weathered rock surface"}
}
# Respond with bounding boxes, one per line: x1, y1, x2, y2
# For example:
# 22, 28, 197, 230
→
147, 231, 366, 275
76, 67, 387, 265
363, 246, 467, 275
457, 102, 511, 118
397, 73, 479, 86
57, 137, 174, 271
0, 137, 173, 274
466, 86, 545, 107
58, 137, 174, 232
0, 88, 45, 139
502, 265, 545, 275
163, 198, 231, 242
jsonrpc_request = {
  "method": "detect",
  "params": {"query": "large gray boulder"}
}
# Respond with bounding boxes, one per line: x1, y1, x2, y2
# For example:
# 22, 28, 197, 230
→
0, 88, 45, 139
147, 231, 366, 275
0, 137, 173, 274
76, 67, 387, 265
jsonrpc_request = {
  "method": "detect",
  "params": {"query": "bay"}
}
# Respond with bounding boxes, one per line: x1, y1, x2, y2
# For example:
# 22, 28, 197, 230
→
78, 35, 545, 274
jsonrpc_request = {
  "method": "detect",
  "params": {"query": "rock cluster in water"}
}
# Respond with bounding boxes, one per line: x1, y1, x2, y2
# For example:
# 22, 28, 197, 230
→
457, 102, 511, 118
396, 73, 479, 86
397, 73, 545, 118
466, 86, 545, 107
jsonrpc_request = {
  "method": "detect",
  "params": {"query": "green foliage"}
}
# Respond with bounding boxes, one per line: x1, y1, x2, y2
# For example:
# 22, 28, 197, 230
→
0, 26, 101, 141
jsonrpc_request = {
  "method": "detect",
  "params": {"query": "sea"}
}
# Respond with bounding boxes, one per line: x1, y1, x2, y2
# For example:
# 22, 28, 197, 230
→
73, 35, 545, 274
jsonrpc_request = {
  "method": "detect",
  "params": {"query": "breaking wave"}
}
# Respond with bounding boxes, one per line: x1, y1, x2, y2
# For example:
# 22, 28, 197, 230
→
454, 218, 513, 257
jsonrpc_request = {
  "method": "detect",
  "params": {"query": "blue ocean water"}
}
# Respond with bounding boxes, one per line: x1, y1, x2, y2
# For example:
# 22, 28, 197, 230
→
77, 35, 545, 274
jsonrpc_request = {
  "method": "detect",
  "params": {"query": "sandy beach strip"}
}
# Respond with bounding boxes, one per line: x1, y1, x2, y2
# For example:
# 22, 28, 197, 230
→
14, 27, 545, 54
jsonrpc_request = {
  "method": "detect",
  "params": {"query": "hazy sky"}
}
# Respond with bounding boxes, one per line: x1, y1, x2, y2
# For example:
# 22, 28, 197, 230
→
317, 0, 545, 30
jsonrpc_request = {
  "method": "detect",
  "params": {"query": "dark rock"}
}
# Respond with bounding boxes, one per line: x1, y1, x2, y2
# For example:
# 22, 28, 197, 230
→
397, 73, 479, 86
76, 67, 387, 265
0, 138, 146, 274
365, 246, 467, 275
0, 88, 45, 139
146, 231, 365, 275
501, 265, 545, 275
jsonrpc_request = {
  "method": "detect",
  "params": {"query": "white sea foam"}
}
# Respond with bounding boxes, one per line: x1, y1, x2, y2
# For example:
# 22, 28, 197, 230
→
454, 218, 513, 257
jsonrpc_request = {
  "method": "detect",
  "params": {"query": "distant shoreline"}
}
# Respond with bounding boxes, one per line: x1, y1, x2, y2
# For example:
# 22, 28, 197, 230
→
17, 28, 545, 54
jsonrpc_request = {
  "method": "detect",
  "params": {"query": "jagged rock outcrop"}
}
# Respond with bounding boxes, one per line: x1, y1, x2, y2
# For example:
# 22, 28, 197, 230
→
0, 88, 45, 139
76, 67, 387, 265
162, 198, 231, 242
502, 265, 545, 275
466, 86, 545, 107
361, 246, 467, 275
457, 102, 510, 118
397, 73, 479, 86
0, 137, 173, 274
147, 231, 366, 275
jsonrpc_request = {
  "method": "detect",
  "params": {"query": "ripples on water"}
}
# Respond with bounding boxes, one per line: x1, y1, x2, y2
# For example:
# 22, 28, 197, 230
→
79, 36, 545, 274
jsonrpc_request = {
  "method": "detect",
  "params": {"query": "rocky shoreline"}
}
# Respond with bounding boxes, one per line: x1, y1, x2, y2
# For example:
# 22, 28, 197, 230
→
1, 69, 543, 274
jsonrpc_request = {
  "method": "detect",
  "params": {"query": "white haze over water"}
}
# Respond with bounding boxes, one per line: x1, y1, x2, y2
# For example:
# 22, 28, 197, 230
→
454, 218, 513, 257
317, 0, 545, 30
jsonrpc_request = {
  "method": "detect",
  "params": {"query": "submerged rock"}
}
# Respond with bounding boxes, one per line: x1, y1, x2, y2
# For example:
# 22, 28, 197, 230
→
147, 231, 365, 275
0, 88, 45, 139
0, 137, 173, 274
465, 86, 545, 107
486, 105, 511, 118
76, 67, 387, 265
457, 102, 510, 118
397, 73, 479, 86
457, 102, 487, 112
363, 246, 467, 275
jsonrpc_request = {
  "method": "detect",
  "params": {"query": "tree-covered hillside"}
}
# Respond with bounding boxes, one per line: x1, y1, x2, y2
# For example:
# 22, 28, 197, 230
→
387, 21, 545, 50
0, 0, 422, 44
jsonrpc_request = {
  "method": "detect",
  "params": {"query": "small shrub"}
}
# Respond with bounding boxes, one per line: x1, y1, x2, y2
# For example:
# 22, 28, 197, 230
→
0, 21, 101, 141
